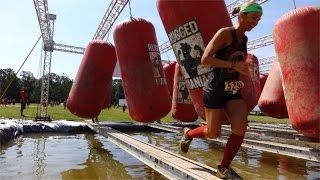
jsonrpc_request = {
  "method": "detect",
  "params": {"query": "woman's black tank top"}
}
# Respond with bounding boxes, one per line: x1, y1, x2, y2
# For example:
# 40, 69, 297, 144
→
203, 27, 248, 92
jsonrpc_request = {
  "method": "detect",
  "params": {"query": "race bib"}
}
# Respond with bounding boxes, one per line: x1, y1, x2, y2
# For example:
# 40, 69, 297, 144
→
224, 80, 244, 94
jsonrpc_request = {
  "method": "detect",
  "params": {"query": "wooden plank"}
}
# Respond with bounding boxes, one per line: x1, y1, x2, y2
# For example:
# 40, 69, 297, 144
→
148, 122, 319, 162
86, 121, 243, 180
214, 137, 320, 162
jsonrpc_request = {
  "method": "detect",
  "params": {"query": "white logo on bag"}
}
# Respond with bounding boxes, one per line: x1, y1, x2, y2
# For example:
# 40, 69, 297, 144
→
148, 44, 166, 85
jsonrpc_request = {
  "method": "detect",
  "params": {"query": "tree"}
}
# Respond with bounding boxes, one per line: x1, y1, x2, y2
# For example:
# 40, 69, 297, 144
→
0, 69, 74, 104
20, 71, 37, 102
29, 79, 41, 103
49, 73, 72, 103
0, 68, 20, 101
111, 79, 125, 105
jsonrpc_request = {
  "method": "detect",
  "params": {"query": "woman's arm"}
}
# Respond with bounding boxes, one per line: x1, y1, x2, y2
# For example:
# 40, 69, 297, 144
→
201, 28, 233, 68
201, 28, 250, 76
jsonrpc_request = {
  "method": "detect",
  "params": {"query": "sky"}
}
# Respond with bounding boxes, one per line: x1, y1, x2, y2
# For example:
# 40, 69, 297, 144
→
0, 0, 319, 80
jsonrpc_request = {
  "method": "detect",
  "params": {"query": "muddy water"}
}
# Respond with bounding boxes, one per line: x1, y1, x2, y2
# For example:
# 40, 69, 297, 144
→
0, 133, 166, 180
130, 132, 320, 180
0, 132, 319, 180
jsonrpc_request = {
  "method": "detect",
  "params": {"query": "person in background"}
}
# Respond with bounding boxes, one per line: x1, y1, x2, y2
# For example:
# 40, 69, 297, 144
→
63, 100, 67, 109
20, 87, 29, 116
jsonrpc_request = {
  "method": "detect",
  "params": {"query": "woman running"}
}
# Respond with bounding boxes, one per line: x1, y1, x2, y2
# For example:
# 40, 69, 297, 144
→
180, 2, 263, 179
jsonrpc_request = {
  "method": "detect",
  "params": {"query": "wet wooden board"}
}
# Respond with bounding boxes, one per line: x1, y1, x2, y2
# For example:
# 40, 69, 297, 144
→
86, 121, 242, 180
148, 122, 320, 162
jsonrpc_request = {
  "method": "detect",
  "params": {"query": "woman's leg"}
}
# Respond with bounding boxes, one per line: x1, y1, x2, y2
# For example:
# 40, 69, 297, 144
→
186, 107, 223, 138
180, 89, 224, 153
180, 107, 223, 153
220, 99, 248, 169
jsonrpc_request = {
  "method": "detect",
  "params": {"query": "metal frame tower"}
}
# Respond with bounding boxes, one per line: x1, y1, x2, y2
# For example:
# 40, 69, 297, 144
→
36, 14, 55, 121
33, 0, 85, 121
32, 0, 128, 121
92, 0, 129, 40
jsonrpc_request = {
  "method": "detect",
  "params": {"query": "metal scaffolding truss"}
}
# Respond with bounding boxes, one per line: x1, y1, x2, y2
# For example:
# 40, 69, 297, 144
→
33, 0, 52, 49
53, 43, 85, 54
259, 55, 275, 65
92, 0, 129, 40
247, 34, 273, 51
160, 34, 274, 54
259, 55, 275, 74
158, 41, 172, 54
37, 14, 56, 121
33, 0, 85, 120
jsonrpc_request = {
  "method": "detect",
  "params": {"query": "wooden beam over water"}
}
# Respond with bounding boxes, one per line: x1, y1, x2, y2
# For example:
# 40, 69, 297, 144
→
85, 121, 242, 180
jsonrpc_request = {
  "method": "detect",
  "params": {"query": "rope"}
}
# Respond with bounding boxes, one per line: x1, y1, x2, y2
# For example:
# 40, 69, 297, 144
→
0, 35, 42, 100
292, 0, 297, 9
128, 0, 133, 19
35, 41, 44, 117
38, 42, 44, 79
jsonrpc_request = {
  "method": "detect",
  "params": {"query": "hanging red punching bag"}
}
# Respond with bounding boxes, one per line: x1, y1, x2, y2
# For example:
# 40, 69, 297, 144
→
172, 63, 198, 122
157, 0, 231, 119
163, 61, 176, 98
259, 73, 268, 94
114, 18, 171, 122
67, 40, 117, 118
102, 80, 113, 109
273, 7, 319, 139
240, 54, 261, 112
258, 60, 288, 118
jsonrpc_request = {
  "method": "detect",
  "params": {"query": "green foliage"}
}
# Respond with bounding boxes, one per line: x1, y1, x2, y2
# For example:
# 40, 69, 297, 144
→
111, 79, 125, 106
0, 69, 127, 115
20, 71, 39, 103
0, 69, 72, 104
0, 68, 20, 100
49, 73, 73, 103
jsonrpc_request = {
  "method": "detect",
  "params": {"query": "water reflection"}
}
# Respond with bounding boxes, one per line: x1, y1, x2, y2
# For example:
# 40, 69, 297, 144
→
131, 131, 320, 180
278, 155, 308, 179
15, 137, 24, 158
32, 136, 46, 180
0, 133, 167, 180
0, 131, 318, 180
61, 134, 132, 180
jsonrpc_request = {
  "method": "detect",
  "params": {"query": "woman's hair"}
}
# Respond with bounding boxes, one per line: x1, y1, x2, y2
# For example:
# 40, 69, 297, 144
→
232, 2, 263, 16
232, 5, 242, 16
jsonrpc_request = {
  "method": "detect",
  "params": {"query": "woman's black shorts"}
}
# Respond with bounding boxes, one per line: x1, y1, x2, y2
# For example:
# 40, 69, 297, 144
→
203, 80, 243, 109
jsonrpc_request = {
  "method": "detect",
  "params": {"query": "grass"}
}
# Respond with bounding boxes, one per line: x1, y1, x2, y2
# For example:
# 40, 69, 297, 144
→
0, 103, 290, 124
248, 114, 290, 124
0, 104, 173, 122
